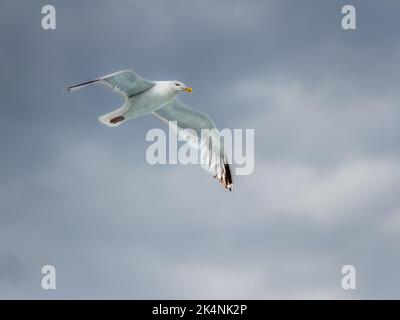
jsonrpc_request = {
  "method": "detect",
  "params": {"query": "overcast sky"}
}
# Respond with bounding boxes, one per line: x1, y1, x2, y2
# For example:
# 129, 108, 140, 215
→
1, 0, 400, 299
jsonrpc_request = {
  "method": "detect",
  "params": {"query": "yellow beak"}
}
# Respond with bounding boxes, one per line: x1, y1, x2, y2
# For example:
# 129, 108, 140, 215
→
184, 87, 193, 93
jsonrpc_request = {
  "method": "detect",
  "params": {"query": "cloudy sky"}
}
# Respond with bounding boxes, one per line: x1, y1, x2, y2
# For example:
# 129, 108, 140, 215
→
1, 0, 399, 299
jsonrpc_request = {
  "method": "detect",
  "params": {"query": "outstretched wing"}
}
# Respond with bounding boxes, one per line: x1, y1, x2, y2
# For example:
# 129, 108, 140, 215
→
64, 70, 155, 98
154, 99, 233, 191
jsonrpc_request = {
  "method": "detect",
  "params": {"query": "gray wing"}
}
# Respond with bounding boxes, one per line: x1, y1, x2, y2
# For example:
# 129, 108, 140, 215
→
154, 99, 233, 191
64, 69, 155, 98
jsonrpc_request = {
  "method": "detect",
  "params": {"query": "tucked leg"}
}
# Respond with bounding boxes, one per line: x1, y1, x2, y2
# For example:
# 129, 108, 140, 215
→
110, 116, 125, 124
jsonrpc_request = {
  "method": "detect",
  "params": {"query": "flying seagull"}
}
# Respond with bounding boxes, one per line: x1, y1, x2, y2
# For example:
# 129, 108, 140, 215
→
65, 69, 233, 191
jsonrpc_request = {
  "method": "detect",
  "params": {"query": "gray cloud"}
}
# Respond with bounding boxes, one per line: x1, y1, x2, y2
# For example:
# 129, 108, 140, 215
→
0, 0, 399, 299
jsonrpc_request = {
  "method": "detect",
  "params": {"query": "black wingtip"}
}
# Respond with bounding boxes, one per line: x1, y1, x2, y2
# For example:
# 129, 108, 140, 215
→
215, 163, 233, 191
63, 79, 99, 93
224, 163, 233, 191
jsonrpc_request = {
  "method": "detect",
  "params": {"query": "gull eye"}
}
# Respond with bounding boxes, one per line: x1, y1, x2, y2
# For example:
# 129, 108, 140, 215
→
175, 83, 180, 86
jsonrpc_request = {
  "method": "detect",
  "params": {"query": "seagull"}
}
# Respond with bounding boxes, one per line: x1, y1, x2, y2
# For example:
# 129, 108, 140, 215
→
65, 69, 233, 191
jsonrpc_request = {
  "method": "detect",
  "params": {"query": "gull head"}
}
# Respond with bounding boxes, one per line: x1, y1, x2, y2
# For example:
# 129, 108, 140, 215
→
171, 81, 192, 93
